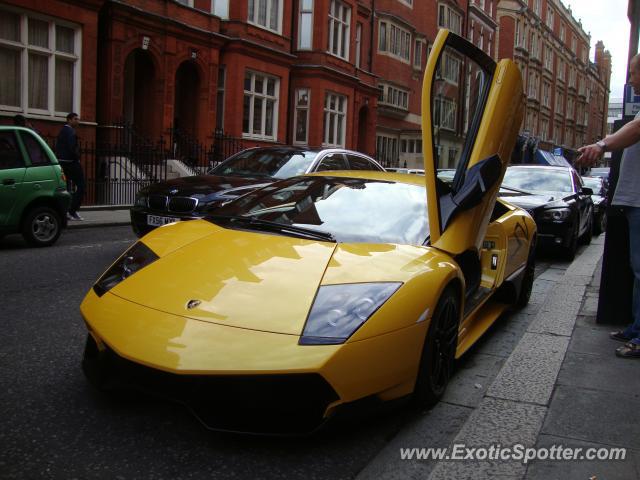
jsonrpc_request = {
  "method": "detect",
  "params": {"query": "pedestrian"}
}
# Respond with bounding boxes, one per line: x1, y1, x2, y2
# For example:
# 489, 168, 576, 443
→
55, 112, 85, 221
577, 53, 640, 358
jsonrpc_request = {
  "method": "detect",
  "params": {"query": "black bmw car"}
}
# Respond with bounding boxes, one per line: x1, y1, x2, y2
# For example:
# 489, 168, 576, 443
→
581, 175, 608, 235
500, 165, 594, 260
130, 146, 384, 236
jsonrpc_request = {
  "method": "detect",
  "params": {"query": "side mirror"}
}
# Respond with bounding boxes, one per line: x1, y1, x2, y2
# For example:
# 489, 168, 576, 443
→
581, 186, 594, 196
453, 154, 502, 211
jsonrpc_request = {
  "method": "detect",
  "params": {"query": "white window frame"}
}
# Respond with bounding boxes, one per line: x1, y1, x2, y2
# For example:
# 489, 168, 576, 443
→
293, 88, 310, 145
298, 0, 313, 50
544, 44, 553, 71
413, 38, 424, 69
0, 7, 81, 117
398, 0, 413, 7
542, 81, 551, 107
248, 0, 282, 34
438, 4, 462, 35
546, 5, 554, 28
323, 92, 347, 147
438, 52, 461, 86
400, 135, 422, 154
327, 0, 351, 60
533, 0, 541, 17
376, 133, 399, 166
355, 22, 362, 68
175, 0, 194, 6
560, 22, 565, 42
379, 83, 409, 110
378, 20, 411, 63
242, 70, 280, 141
434, 96, 456, 131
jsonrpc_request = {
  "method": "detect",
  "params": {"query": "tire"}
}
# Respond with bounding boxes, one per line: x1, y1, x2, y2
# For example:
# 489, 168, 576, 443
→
516, 237, 536, 308
413, 286, 460, 409
562, 221, 579, 261
21, 206, 62, 247
580, 211, 593, 245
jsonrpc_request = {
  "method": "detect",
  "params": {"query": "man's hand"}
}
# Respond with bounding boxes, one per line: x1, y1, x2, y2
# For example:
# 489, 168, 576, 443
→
576, 143, 604, 167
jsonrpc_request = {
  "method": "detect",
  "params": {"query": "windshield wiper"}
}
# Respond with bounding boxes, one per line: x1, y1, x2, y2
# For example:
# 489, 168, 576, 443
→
500, 185, 534, 195
207, 214, 336, 242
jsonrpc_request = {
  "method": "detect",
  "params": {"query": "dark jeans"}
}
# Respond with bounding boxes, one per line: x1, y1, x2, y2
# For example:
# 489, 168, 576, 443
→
622, 206, 640, 344
61, 161, 85, 215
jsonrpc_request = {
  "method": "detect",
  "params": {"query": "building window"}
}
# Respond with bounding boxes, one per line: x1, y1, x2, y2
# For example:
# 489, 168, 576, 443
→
327, 0, 350, 60
216, 66, 225, 130
0, 8, 81, 116
400, 137, 422, 154
298, 0, 313, 49
542, 81, 550, 107
413, 38, 424, 69
248, 0, 282, 33
398, 0, 413, 7
560, 22, 565, 42
242, 71, 279, 140
546, 6, 554, 28
541, 118, 549, 140
438, 4, 462, 35
571, 35, 577, 53
437, 53, 460, 85
176, 0, 194, 6
376, 134, 399, 166
434, 96, 456, 130
212, 0, 229, 18
323, 92, 347, 147
544, 45, 553, 71
533, 0, 541, 16
557, 58, 565, 82
378, 20, 411, 62
555, 89, 564, 114
293, 88, 310, 144
379, 83, 409, 110
355, 22, 362, 68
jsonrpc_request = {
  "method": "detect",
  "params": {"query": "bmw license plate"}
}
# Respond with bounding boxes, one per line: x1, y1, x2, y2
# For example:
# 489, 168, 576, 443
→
147, 214, 179, 227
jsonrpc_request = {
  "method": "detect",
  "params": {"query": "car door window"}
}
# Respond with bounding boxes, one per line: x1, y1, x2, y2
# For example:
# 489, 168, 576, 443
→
346, 154, 382, 171
19, 131, 51, 166
0, 132, 24, 170
315, 153, 348, 171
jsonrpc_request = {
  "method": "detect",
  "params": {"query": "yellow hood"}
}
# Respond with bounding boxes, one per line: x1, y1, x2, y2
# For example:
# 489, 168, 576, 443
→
110, 225, 336, 335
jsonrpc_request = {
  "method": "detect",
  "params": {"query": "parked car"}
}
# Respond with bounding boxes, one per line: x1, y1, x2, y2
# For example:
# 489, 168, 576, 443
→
0, 126, 71, 247
500, 165, 594, 260
130, 147, 385, 236
581, 175, 608, 234
80, 30, 530, 433
386, 167, 425, 175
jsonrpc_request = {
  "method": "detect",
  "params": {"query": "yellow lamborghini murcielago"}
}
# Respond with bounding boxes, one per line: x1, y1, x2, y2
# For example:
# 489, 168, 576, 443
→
80, 31, 535, 434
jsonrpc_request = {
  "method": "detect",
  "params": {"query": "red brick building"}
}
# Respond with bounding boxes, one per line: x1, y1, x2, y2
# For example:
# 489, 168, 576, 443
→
496, 0, 611, 157
0, 0, 612, 169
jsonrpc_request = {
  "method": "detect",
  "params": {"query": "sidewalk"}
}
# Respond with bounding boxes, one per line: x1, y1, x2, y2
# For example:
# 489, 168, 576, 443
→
357, 235, 640, 479
66, 206, 131, 229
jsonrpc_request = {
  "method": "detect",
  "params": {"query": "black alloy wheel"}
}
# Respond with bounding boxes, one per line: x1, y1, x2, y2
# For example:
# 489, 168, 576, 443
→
563, 220, 579, 261
414, 286, 460, 409
580, 211, 593, 245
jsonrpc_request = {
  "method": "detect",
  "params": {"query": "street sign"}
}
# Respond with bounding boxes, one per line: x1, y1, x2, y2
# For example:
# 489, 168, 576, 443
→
624, 83, 640, 116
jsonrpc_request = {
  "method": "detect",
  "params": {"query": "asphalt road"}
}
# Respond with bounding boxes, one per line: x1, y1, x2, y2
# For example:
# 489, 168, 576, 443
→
0, 227, 555, 480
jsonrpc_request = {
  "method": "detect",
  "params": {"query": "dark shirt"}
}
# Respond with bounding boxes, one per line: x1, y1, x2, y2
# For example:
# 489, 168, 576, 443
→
55, 124, 79, 162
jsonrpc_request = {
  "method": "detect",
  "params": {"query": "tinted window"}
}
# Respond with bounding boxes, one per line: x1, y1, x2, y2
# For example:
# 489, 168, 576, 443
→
315, 153, 347, 172
209, 149, 318, 179
582, 177, 604, 194
20, 131, 51, 166
503, 168, 573, 193
347, 154, 382, 171
214, 176, 430, 244
0, 131, 24, 170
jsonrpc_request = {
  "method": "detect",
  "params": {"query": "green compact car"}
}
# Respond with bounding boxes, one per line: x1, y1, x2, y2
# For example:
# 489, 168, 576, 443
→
0, 126, 71, 247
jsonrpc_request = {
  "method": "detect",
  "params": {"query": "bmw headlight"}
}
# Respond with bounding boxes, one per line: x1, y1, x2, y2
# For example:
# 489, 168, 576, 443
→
540, 207, 571, 222
300, 283, 402, 345
93, 242, 159, 297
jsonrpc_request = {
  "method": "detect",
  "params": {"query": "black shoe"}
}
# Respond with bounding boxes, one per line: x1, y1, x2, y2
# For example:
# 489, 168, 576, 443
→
610, 331, 631, 342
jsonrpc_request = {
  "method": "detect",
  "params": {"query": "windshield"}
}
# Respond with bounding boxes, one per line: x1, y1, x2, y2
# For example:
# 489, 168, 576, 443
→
503, 168, 573, 193
209, 149, 318, 178
211, 176, 430, 245
582, 177, 602, 192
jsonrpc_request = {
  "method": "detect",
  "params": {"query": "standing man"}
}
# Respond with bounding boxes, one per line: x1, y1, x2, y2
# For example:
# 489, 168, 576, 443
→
577, 53, 640, 358
55, 112, 85, 221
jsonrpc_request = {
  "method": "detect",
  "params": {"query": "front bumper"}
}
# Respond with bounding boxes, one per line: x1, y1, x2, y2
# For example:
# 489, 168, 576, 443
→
130, 207, 203, 237
533, 220, 575, 250
80, 289, 426, 434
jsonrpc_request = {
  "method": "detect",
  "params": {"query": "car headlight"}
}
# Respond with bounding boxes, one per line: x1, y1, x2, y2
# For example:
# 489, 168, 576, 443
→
93, 242, 159, 297
540, 207, 571, 222
134, 191, 148, 207
299, 283, 402, 345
